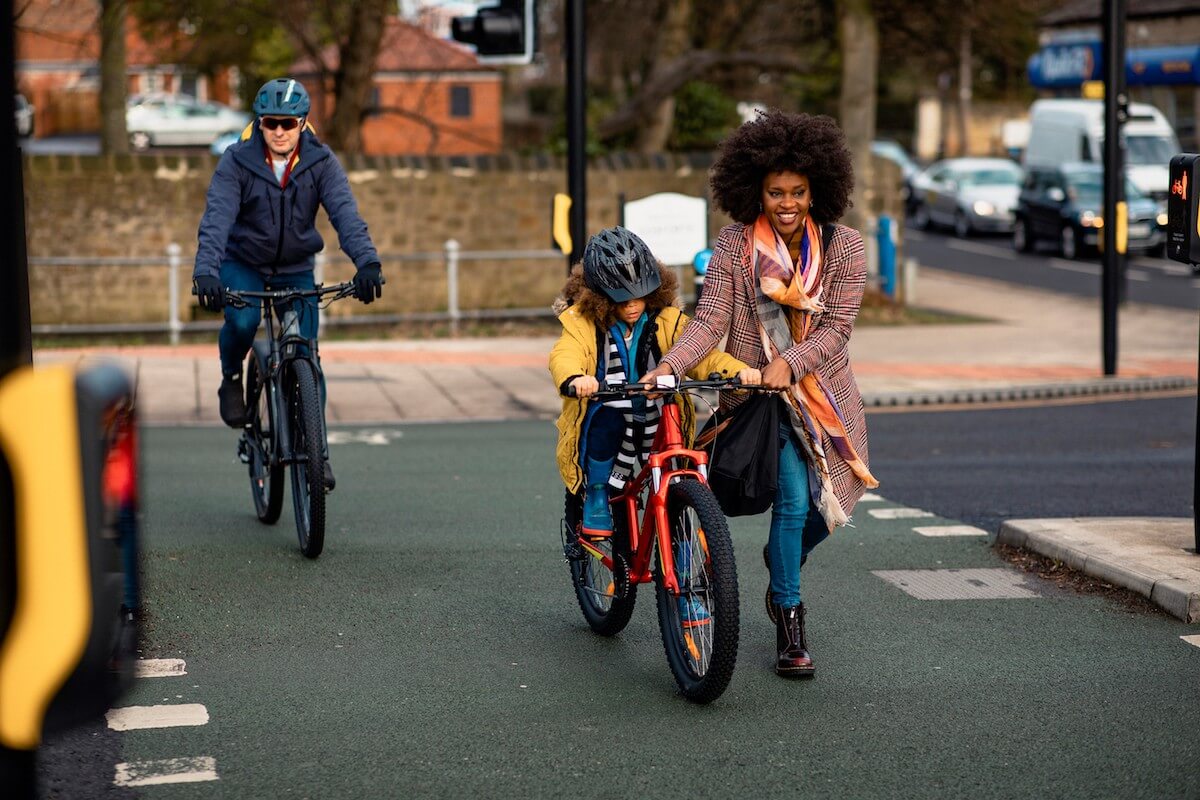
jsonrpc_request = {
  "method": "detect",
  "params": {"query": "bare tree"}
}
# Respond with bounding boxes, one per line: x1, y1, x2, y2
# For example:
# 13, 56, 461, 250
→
100, 0, 129, 154
838, 0, 878, 232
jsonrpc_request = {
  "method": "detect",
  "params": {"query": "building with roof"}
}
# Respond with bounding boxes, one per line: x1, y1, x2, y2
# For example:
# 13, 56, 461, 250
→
292, 18, 502, 156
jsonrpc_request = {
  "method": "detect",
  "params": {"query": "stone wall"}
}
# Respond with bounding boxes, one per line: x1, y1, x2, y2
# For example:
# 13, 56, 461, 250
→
23, 152, 904, 326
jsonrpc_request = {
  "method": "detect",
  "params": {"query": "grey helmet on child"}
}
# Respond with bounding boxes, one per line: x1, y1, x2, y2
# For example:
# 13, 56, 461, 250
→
582, 226, 661, 302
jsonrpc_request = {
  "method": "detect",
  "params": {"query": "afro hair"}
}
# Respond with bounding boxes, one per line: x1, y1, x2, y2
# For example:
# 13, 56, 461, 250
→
709, 108, 855, 225
553, 262, 680, 331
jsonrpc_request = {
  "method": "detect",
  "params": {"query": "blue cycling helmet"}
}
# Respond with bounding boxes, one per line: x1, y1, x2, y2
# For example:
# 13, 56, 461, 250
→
252, 78, 311, 117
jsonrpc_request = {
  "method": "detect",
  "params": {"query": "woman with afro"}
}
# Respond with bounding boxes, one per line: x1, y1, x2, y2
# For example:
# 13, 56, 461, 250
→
644, 109, 880, 680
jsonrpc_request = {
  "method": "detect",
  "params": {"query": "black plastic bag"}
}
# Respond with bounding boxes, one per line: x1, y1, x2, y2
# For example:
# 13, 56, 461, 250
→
696, 393, 781, 517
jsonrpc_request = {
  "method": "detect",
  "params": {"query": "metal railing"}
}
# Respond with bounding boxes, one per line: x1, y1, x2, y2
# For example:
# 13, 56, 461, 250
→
29, 241, 568, 343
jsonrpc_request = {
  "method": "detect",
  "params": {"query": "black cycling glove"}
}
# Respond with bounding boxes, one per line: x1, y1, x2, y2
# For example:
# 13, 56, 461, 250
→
194, 275, 225, 312
353, 264, 384, 304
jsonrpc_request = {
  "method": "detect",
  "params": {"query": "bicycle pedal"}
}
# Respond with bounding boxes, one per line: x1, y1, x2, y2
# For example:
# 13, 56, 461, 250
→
236, 435, 251, 464
560, 519, 585, 562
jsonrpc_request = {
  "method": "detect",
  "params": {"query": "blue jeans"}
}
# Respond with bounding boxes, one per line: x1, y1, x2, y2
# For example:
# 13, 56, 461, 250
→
768, 426, 830, 608
218, 260, 325, 405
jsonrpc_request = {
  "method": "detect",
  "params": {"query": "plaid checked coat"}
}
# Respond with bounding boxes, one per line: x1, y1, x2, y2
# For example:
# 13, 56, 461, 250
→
659, 221, 872, 517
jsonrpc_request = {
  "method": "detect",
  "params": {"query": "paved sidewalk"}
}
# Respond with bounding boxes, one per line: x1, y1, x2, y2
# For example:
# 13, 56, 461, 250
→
32, 267, 1200, 619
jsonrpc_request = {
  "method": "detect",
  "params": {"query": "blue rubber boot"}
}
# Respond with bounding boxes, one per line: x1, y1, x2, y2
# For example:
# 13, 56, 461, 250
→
580, 456, 615, 538
675, 537, 711, 627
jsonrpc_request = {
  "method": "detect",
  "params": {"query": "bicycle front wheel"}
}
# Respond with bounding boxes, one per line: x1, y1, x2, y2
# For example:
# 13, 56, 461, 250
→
287, 359, 326, 559
566, 491, 637, 636
245, 347, 283, 524
655, 478, 739, 703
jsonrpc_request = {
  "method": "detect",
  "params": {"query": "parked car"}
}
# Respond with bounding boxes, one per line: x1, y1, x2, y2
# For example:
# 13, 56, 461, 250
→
210, 130, 240, 155
15, 92, 34, 138
125, 95, 250, 150
871, 139, 921, 206
910, 157, 1023, 237
1013, 162, 1164, 260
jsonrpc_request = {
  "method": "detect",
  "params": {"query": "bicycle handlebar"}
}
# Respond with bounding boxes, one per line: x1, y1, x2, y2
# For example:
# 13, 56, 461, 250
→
191, 277, 387, 309
566, 374, 778, 400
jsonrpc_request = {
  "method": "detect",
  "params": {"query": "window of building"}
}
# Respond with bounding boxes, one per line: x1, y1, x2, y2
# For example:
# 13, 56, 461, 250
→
449, 85, 471, 118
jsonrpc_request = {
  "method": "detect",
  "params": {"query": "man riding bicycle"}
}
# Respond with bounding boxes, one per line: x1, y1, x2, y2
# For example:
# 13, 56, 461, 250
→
192, 77, 383, 492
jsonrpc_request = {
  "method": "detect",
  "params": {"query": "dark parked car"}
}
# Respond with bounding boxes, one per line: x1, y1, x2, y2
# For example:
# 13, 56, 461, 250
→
1013, 163, 1164, 259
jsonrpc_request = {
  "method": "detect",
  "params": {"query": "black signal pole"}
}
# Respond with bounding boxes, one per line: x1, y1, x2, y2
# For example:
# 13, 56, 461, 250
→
1101, 0, 1125, 376
565, 0, 586, 272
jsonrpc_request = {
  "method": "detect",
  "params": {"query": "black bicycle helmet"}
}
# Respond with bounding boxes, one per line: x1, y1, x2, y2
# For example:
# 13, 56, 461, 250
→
253, 78, 311, 117
582, 226, 661, 302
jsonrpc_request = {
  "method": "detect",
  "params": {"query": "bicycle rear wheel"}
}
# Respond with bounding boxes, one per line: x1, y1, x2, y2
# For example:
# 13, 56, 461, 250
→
245, 347, 283, 524
566, 490, 637, 636
655, 478, 739, 703
287, 359, 326, 558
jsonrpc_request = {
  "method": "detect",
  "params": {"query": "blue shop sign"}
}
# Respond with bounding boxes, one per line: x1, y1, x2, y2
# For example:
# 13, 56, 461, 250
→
1029, 42, 1200, 88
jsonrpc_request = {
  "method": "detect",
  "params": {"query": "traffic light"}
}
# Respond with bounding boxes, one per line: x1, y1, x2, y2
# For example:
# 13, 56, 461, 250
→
451, 0, 536, 64
0, 363, 137, 754
1167, 154, 1200, 265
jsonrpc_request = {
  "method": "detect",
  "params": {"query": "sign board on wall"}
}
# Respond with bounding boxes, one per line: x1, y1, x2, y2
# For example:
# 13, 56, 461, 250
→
620, 192, 708, 266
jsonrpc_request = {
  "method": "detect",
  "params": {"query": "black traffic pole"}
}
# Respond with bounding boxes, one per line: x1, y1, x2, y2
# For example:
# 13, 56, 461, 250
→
565, 0, 586, 273
1101, 0, 1125, 376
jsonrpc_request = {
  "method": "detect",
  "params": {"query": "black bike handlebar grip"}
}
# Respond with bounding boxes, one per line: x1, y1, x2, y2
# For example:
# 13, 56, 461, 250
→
566, 385, 577, 398
707, 372, 723, 380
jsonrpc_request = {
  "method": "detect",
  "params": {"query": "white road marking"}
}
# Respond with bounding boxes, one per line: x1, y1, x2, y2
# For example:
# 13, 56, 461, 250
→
114, 757, 218, 787
1181, 635, 1200, 649
1125, 269, 1150, 282
1191, 279, 1200, 290
868, 507, 935, 520
134, 658, 187, 678
327, 429, 404, 446
859, 492, 884, 502
106, 704, 209, 731
1137, 259, 1190, 275
913, 525, 988, 537
946, 240, 1017, 259
1048, 259, 1101, 275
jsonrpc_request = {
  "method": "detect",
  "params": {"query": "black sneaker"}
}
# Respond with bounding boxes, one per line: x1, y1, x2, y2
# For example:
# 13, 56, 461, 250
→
322, 460, 336, 494
218, 374, 247, 427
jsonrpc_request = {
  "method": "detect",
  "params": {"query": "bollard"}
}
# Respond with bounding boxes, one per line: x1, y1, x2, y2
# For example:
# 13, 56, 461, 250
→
166, 243, 182, 346
903, 257, 918, 306
314, 251, 326, 331
877, 215, 897, 298
445, 239, 461, 337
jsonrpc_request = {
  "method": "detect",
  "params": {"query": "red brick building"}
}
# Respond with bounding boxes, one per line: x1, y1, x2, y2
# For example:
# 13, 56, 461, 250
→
293, 18, 503, 156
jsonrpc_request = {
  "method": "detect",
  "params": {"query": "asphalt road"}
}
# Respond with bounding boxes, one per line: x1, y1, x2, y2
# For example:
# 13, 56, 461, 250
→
38, 399, 1200, 799
905, 227, 1200, 310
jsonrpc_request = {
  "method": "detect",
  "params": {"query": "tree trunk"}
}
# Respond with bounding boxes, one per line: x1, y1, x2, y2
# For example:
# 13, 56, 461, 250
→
99, 0, 128, 155
324, 0, 390, 154
837, 0, 878, 235
633, 0, 691, 153
956, 23, 973, 157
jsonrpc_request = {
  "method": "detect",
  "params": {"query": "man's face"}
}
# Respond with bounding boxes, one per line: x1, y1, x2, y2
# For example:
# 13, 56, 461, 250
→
261, 115, 303, 157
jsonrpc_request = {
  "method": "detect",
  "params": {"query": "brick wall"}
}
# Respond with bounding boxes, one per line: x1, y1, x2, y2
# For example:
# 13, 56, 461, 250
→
23, 152, 903, 326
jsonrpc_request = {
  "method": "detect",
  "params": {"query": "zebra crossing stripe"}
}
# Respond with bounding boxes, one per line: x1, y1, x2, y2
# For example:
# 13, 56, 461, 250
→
106, 704, 209, 731
113, 756, 218, 787
912, 525, 987, 537
868, 507, 935, 520
134, 658, 187, 678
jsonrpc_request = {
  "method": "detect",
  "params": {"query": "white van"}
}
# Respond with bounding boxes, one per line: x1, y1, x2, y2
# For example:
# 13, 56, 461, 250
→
1023, 98, 1179, 205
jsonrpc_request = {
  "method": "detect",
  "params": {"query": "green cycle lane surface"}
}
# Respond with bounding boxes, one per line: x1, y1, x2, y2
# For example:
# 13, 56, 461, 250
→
108, 421, 1198, 799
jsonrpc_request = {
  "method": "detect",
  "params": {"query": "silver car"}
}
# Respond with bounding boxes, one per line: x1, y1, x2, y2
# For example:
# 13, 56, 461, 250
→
125, 94, 250, 150
911, 157, 1023, 237
15, 93, 33, 138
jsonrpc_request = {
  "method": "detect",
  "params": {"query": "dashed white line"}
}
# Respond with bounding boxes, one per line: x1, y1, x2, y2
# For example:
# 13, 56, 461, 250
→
868, 507, 935, 520
1181, 634, 1200, 649
946, 240, 1017, 259
113, 757, 218, 787
912, 525, 988, 537
106, 704, 209, 731
1126, 269, 1150, 282
1048, 259, 1101, 275
134, 658, 187, 678
859, 492, 884, 502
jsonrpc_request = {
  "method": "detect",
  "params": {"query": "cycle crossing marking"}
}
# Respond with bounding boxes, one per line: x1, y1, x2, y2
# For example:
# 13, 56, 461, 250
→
868, 507, 935, 520
105, 703, 209, 731
113, 756, 218, 787
1182, 635, 1200, 649
859, 492, 884, 502
134, 658, 187, 678
912, 525, 988, 537
872, 568, 1039, 600
327, 428, 404, 446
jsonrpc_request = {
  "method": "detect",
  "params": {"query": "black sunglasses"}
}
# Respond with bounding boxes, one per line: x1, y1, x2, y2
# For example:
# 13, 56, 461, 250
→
261, 117, 301, 131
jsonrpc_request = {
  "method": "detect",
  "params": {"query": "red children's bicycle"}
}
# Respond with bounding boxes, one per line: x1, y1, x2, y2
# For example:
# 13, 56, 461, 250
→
563, 377, 765, 703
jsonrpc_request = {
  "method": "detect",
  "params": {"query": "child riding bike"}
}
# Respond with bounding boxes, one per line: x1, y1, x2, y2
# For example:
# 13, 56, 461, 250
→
549, 227, 760, 620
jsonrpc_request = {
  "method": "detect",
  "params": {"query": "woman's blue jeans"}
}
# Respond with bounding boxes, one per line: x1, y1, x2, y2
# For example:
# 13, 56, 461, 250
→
217, 260, 325, 406
768, 425, 830, 608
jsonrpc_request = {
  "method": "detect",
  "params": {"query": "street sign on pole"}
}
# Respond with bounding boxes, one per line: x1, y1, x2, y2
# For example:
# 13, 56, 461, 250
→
621, 192, 708, 267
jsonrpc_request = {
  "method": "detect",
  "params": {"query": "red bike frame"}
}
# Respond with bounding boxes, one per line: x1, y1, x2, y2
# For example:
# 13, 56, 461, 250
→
576, 396, 709, 597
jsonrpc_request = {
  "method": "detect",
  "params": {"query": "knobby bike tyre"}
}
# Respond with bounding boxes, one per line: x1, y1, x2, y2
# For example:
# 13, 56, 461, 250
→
245, 347, 283, 524
287, 359, 326, 559
566, 490, 637, 636
655, 478, 740, 703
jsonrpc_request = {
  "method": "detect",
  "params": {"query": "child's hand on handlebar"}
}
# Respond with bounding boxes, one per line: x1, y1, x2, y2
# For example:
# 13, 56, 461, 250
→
736, 367, 762, 386
569, 375, 600, 398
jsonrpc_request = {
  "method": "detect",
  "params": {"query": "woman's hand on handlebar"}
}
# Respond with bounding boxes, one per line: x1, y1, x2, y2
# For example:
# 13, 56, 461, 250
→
569, 375, 599, 398
761, 358, 794, 390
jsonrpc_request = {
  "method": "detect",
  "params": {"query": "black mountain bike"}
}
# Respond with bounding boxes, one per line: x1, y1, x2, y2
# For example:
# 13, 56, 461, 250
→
224, 281, 357, 559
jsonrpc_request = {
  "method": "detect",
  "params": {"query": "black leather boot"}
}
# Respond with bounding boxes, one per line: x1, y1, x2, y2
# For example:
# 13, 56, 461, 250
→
773, 602, 814, 679
218, 373, 247, 427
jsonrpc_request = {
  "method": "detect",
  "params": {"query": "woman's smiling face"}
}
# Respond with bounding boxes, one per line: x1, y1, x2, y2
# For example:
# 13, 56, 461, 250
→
761, 170, 811, 239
